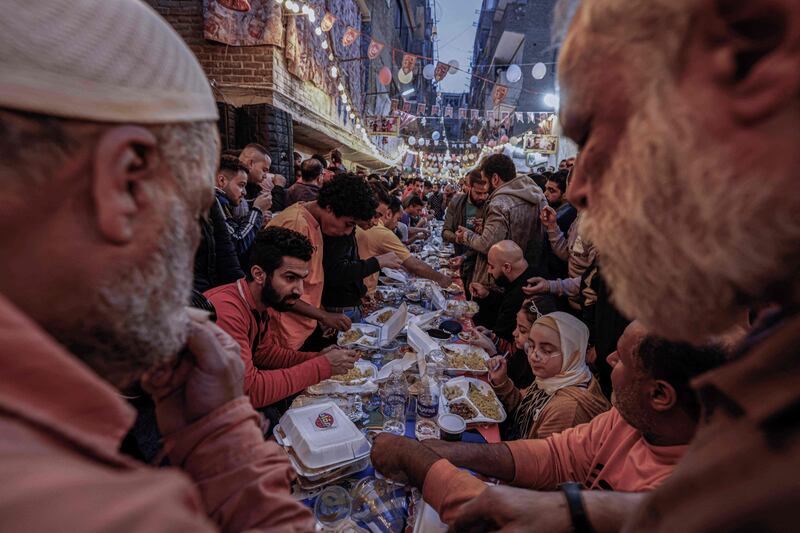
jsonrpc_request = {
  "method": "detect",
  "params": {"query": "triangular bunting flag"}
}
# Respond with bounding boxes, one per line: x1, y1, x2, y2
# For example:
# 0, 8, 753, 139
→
367, 39, 384, 59
342, 27, 359, 47
434, 62, 449, 82
417, 103, 427, 115
320, 12, 336, 32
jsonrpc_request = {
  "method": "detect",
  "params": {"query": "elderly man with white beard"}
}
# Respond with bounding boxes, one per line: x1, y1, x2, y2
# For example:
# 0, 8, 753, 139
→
445, 0, 800, 531
0, 0, 314, 531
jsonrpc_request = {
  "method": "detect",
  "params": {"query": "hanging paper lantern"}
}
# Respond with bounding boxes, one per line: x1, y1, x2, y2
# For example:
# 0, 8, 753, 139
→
506, 64, 522, 83
500, 135, 509, 143
432, 131, 441, 141
470, 135, 479, 145
447, 59, 459, 74
422, 63, 436, 80
488, 140, 496, 147
397, 68, 413, 84
378, 66, 392, 86
408, 136, 417, 146
531, 62, 547, 80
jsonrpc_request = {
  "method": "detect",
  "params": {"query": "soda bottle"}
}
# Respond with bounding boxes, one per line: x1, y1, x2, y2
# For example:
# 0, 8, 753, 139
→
415, 365, 441, 440
381, 366, 407, 435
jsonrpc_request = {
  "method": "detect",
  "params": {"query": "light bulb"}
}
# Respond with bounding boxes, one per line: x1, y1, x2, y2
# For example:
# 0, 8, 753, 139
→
321, 41, 329, 50
330, 66, 338, 78
328, 53, 334, 61
345, 103, 351, 111
314, 27, 322, 36
340, 94, 347, 103
308, 11, 316, 23
349, 112, 355, 119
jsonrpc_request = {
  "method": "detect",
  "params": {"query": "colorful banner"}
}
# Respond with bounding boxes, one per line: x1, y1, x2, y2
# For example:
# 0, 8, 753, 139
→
501, 111, 510, 123
458, 108, 467, 119
367, 39, 384, 59
470, 109, 480, 119
515, 112, 524, 122
320, 12, 336, 32
417, 103, 427, 115
431, 105, 440, 116
527, 111, 536, 123
492, 84, 509, 105
203, 0, 283, 46
341, 26, 359, 47
365, 116, 400, 136
486, 110, 494, 120
391, 99, 399, 112
402, 101, 411, 113
444, 106, 453, 118
401, 53, 416, 75
433, 61, 450, 82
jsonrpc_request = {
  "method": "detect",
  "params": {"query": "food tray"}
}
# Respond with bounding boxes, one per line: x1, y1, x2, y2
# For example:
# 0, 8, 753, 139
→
337, 324, 381, 349
274, 402, 371, 469
276, 427, 371, 482
439, 376, 507, 424
441, 343, 490, 374
325, 360, 378, 387
364, 306, 397, 326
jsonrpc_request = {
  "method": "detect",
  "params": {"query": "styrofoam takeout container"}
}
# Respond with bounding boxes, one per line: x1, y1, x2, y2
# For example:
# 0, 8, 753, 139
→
274, 402, 371, 470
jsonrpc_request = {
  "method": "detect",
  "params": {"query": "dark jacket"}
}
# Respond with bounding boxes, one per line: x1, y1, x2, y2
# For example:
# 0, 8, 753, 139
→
487, 264, 540, 344
271, 185, 287, 213
193, 199, 245, 293
321, 232, 380, 308
286, 182, 320, 207
215, 189, 264, 264
442, 193, 485, 256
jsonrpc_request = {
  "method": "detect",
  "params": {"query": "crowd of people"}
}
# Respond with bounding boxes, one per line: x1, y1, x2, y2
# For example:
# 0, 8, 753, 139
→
1, 0, 799, 531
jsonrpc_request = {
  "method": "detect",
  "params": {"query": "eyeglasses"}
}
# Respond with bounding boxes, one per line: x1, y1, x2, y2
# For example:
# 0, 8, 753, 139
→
523, 341, 561, 361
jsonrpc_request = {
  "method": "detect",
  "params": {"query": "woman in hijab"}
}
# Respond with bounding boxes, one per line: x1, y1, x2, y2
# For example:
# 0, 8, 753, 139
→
488, 312, 609, 440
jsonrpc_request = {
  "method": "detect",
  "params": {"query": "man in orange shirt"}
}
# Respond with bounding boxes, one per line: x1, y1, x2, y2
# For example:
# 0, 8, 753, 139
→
268, 174, 378, 350
371, 322, 726, 528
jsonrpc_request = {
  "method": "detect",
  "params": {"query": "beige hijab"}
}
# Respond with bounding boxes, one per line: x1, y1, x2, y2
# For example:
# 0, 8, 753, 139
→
515, 312, 592, 438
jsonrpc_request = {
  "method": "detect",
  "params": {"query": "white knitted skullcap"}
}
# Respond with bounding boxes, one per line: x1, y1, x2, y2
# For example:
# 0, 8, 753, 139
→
0, 0, 217, 123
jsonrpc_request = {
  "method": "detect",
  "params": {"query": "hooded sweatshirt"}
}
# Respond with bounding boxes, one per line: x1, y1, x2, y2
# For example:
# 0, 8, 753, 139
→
461, 175, 548, 285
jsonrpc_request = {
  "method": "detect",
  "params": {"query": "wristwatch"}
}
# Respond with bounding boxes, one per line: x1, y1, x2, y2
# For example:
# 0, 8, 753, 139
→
559, 482, 594, 533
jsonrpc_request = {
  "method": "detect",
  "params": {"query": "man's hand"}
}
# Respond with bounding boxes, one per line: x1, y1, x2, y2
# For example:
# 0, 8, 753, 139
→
540, 205, 558, 230
142, 312, 244, 436
253, 193, 272, 213
436, 273, 451, 288
319, 311, 351, 332
469, 282, 490, 299
323, 348, 359, 375
455, 226, 468, 244
452, 486, 571, 533
370, 433, 442, 487
473, 217, 484, 234
376, 251, 403, 270
449, 255, 465, 269
522, 277, 549, 296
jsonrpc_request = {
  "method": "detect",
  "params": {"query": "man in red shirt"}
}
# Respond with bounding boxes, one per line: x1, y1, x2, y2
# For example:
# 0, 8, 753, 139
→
371, 322, 726, 527
206, 227, 358, 412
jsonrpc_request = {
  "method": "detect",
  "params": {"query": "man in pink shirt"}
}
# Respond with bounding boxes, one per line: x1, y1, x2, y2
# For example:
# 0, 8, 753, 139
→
371, 322, 726, 529
0, 0, 314, 530
206, 227, 359, 411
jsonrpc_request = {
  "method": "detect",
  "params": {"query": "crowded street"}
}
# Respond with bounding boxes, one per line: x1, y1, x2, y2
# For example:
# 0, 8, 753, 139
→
1, 0, 798, 531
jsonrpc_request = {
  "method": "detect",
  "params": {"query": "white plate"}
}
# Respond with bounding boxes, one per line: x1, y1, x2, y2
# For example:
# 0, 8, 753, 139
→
337, 324, 381, 349
439, 376, 507, 424
364, 306, 397, 326
441, 343, 491, 374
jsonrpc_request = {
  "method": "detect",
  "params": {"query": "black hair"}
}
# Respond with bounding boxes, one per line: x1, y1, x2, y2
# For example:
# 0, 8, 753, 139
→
423, 180, 432, 188
219, 154, 249, 175
311, 153, 328, 169
465, 169, 487, 186
547, 170, 569, 194
480, 153, 516, 182
370, 182, 392, 206
636, 337, 728, 422
293, 151, 301, 161
300, 158, 323, 182
243, 143, 269, 156
317, 173, 378, 220
413, 177, 424, 184
404, 195, 424, 209
246, 227, 314, 280
387, 196, 403, 214
331, 149, 343, 163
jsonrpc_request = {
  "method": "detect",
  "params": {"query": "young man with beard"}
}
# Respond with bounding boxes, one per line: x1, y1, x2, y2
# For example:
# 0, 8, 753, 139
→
268, 174, 377, 351
205, 227, 358, 411
443, 170, 490, 295
0, 0, 314, 529
453, 0, 800, 531
370, 322, 726, 529
214, 155, 272, 261
544, 170, 577, 235
469, 241, 544, 345
455, 154, 548, 288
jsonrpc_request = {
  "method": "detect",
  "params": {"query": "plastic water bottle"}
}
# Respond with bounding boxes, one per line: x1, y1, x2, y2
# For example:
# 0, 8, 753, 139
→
381, 366, 407, 435
415, 365, 441, 440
